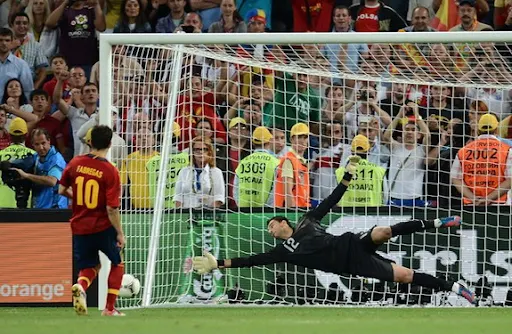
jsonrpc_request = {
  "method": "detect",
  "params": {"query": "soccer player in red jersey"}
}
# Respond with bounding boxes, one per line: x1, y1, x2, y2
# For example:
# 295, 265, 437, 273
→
59, 125, 126, 316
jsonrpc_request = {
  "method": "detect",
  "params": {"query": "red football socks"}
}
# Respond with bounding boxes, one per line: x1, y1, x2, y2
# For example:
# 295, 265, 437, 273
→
106, 263, 124, 311
77, 267, 98, 291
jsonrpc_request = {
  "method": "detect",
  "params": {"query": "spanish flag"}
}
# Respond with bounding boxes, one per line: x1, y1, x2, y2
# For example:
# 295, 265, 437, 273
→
430, 0, 460, 31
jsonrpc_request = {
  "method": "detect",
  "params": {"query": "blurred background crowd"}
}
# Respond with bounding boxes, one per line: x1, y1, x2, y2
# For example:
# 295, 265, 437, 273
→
0, 0, 512, 211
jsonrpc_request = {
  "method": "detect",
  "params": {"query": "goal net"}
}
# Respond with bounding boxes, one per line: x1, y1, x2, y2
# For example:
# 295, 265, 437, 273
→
99, 32, 512, 308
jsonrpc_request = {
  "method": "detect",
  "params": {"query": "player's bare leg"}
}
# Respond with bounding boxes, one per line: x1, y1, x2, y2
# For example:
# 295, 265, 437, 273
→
370, 216, 462, 245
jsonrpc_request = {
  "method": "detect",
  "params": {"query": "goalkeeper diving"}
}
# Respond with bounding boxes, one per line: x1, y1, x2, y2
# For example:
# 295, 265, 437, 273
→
193, 155, 477, 305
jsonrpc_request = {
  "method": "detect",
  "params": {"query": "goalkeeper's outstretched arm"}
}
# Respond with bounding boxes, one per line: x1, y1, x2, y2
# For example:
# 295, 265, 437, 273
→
193, 248, 284, 274
307, 155, 359, 221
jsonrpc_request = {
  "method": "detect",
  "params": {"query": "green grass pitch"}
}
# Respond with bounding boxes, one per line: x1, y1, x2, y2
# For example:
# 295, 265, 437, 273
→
2, 307, 512, 334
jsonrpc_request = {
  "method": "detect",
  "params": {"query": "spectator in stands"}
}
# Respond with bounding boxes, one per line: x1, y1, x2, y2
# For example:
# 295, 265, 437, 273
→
290, 0, 334, 32
55, 82, 99, 157
174, 136, 225, 208
216, 117, 250, 208
380, 82, 413, 118
420, 86, 464, 127
425, 43, 453, 81
434, 0, 489, 22
25, 0, 51, 42
360, 43, 393, 78
189, 0, 221, 32
450, 0, 493, 31
27, 0, 58, 59
1, 78, 34, 116
120, 128, 159, 209
234, 126, 278, 207
76, 111, 128, 166
208, 0, 246, 32
349, 0, 406, 32
402, 6, 436, 32
0, 108, 9, 149
201, 55, 236, 90
0, 28, 33, 102
336, 134, 387, 207
45, 0, 106, 78
468, 100, 489, 137
176, 73, 227, 148
323, 5, 368, 75
236, 0, 271, 30
52, 66, 87, 109
407, 0, 435, 22
155, 0, 187, 33
174, 10, 203, 33
113, 0, 152, 32
194, 118, 214, 140
26, 89, 66, 154
10, 12, 48, 89
225, 98, 262, 129
0, 118, 35, 208
427, 119, 472, 208
245, 8, 266, 33
495, 0, 512, 30
340, 115, 390, 168
322, 84, 348, 122
340, 83, 392, 139
270, 127, 291, 157
11, 128, 68, 208
42, 54, 68, 98
275, 122, 310, 208
383, 104, 434, 207
311, 120, 348, 203
459, 46, 512, 120
451, 114, 512, 205
269, 61, 321, 133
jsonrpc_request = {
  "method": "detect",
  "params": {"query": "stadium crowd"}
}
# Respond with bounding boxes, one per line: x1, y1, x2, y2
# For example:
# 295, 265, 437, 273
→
0, 0, 512, 210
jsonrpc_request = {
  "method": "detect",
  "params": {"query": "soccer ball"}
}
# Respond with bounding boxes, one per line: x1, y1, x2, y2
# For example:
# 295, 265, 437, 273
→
119, 274, 141, 298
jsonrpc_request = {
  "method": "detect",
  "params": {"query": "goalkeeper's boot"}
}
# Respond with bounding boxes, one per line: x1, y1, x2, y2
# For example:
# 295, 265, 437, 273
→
102, 309, 126, 317
457, 281, 477, 305
71, 283, 88, 315
434, 216, 461, 229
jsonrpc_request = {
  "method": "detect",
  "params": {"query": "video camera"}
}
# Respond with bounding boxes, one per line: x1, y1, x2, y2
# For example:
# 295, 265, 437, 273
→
0, 155, 35, 209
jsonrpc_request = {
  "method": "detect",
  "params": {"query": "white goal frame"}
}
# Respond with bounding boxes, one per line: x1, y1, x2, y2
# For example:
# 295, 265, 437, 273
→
97, 31, 512, 309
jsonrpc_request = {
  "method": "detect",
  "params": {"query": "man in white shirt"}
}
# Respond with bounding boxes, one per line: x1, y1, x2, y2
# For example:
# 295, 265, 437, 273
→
383, 103, 435, 207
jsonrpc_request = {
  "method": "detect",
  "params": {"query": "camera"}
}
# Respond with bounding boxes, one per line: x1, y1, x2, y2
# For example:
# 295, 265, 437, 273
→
181, 25, 195, 34
0, 156, 35, 209
359, 91, 368, 101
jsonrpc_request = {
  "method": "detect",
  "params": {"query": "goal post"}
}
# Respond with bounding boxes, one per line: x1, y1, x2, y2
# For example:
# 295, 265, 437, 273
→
98, 31, 512, 308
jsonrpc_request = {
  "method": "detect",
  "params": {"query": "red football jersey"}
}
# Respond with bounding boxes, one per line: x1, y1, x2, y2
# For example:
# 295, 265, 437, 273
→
355, 5, 380, 32
60, 154, 121, 235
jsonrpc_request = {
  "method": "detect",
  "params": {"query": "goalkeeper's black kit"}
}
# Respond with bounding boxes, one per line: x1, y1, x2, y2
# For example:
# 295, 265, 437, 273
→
229, 173, 395, 281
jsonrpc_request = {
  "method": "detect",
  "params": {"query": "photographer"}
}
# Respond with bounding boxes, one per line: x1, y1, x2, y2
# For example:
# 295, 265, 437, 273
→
0, 118, 35, 208
9, 128, 68, 209
336, 83, 392, 139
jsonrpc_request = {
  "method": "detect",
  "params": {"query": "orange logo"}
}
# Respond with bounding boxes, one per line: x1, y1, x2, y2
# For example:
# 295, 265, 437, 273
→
0, 223, 72, 303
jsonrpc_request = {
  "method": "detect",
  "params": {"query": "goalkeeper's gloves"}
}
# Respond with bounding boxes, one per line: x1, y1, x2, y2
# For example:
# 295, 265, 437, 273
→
192, 252, 218, 274
345, 155, 361, 176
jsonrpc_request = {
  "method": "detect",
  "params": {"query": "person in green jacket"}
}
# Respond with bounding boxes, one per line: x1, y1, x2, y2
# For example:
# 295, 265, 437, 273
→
336, 134, 387, 207
0, 118, 35, 208
146, 122, 189, 208
234, 126, 279, 207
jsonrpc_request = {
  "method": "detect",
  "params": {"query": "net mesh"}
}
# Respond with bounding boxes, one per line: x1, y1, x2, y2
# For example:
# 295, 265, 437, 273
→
107, 38, 512, 308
